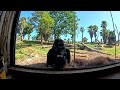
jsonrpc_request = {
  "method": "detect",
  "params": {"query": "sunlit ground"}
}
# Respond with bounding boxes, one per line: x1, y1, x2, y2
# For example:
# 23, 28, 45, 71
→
15, 40, 120, 69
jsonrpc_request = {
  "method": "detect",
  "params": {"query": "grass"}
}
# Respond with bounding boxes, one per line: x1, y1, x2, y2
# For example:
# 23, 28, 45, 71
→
34, 45, 51, 55
15, 40, 120, 61
84, 43, 119, 55
84, 43, 95, 48
16, 54, 26, 60
23, 40, 41, 45
15, 48, 27, 60
101, 46, 120, 55
15, 40, 52, 60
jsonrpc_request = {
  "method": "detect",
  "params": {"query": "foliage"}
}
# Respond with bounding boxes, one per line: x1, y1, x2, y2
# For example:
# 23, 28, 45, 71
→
88, 25, 94, 43
29, 11, 54, 45
49, 11, 80, 44
101, 21, 107, 29
83, 37, 88, 42
80, 27, 85, 42
93, 25, 98, 42
18, 17, 26, 41
23, 21, 34, 40
108, 31, 116, 45
100, 21, 109, 44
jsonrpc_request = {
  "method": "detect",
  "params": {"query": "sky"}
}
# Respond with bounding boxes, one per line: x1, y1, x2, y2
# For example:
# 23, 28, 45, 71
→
19, 11, 120, 42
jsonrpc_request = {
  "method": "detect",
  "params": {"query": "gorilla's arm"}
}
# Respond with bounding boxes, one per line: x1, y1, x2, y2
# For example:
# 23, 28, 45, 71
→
66, 48, 70, 64
47, 49, 55, 66
47, 49, 52, 66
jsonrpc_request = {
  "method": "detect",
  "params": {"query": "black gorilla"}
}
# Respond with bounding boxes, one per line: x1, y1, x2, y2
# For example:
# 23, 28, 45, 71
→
47, 39, 70, 70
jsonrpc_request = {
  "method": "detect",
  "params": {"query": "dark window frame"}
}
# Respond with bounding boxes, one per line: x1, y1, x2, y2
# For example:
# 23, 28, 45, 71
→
9, 11, 120, 73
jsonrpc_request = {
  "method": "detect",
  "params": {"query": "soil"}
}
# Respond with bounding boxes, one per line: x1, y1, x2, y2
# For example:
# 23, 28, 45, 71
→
16, 50, 120, 69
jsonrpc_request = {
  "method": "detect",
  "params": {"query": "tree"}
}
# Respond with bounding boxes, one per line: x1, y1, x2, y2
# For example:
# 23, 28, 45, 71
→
64, 11, 79, 44
36, 32, 41, 40
101, 21, 107, 29
42, 28, 52, 43
29, 11, 54, 46
49, 11, 79, 44
105, 29, 110, 44
49, 11, 68, 39
22, 29, 27, 40
108, 31, 116, 45
49, 35, 54, 42
88, 25, 94, 43
101, 21, 108, 44
80, 27, 85, 42
18, 17, 26, 41
24, 21, 33, 40
32, 35, 37, 41
100, 28, 110, 44
67, 38, 70, 44
93, 25, 98, 42
83, 37, 88, 42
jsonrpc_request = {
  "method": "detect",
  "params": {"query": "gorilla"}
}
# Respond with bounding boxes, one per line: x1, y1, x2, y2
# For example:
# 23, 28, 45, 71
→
47, 39, 70, 70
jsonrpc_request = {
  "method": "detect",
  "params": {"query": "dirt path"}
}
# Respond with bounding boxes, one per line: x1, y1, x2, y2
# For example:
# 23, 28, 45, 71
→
15, 50, 120, 69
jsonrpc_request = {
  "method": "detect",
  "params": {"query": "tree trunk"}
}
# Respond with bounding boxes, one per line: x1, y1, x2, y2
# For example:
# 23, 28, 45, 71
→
108, 37, 110, 46
54, 29, 56, 40
56, 34, 60, 39
95, 36, 96, 43
101, 39, 102, 44
103, 35, 106, 44
82, 32, 83, 42
23, 36, 25, 40
72, 35, 74, 44
91, 37, 92, 44
41, 34, 43, 46
20, 34, 23, 41
20, 28, 23, 41
28, 35, 30, 40
0, 11, 16, 73
118, 33, 119, 46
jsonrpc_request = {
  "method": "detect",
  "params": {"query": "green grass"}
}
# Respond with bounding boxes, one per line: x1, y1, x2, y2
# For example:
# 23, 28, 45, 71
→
15, 47, 27, 60
80, 43, 120, 55
101, 46, 120, 55
16, 54, 26, 60
84, 43, 95, 48
34, 45, 51, 55
15, 40, 52, 60
23, 40, 41, 45
15, 40, 120, 61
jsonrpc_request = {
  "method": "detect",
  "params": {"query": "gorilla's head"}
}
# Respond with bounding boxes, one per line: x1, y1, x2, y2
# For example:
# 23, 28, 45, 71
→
52, 39, 65, 51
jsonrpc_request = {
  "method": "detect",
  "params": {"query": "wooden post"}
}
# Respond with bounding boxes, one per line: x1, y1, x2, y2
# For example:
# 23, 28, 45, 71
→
74, 13, 76, 68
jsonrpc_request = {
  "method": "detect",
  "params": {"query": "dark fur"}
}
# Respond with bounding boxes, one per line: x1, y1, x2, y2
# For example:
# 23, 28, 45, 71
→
47, 39, 70, 70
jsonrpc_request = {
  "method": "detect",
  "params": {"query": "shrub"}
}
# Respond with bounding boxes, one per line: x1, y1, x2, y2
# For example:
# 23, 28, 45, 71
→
16, 54, 25, 60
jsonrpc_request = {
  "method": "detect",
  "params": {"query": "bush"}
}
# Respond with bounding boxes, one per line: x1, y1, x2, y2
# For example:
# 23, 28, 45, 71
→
16, 54, 25, 60
16, 49, 26, 54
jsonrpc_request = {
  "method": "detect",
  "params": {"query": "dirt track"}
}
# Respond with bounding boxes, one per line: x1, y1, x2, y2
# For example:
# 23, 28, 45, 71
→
15, 50, 120, 69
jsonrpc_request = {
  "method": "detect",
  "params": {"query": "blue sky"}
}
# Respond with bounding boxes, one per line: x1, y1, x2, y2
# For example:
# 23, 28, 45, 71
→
19, 11, 120, 42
